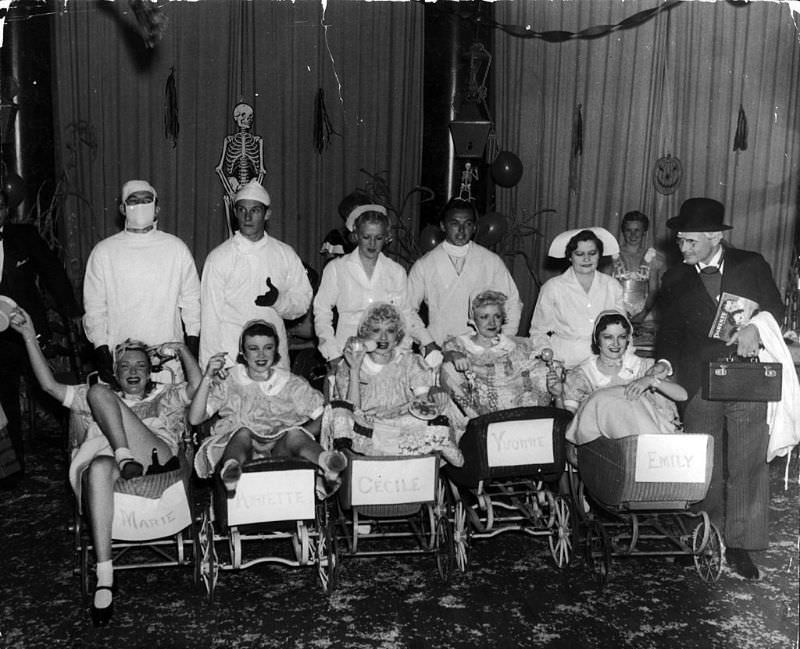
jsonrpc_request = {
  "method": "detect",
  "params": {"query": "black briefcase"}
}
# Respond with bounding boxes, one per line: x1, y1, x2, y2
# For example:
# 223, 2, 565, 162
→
702, 356, 782, 402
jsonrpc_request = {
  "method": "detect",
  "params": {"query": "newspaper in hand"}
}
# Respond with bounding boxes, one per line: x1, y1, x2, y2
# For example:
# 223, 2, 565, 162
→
708, 292, 760, 341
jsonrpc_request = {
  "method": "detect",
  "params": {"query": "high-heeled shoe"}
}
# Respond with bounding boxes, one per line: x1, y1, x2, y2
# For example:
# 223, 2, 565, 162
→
91, 586, 114, 627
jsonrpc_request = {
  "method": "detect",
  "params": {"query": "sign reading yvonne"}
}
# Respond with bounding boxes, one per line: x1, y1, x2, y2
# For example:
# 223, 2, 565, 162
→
634, 434, 709, 484
350, 456, 437, 506
486, 418, 554, 467
112, 481, 192, 541
228, 469, 316, 526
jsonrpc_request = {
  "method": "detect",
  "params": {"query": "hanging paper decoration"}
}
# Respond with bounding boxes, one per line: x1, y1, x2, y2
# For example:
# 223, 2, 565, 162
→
128, 0, 168, 48
568, 104, 583, 192
313, 88, 338, 154
652, 154, 683, 195
733, 104, 748, 151
163, 67, 178, 148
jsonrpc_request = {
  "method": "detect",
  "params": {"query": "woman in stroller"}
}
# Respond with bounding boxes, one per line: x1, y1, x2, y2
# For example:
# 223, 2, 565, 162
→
439, 289, 562, 418
190, 319, 347, 498
552, 310, 687, 451
329, 302, 465, 465
10, 306, 202, 627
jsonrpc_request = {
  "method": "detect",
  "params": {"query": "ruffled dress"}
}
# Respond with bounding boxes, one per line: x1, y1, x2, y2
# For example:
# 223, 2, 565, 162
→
440, 334, 551, 418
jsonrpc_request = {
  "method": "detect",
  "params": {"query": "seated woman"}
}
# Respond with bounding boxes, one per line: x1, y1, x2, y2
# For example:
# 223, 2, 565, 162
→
10, 307, 201, 627
551, 310, 687, 447
329, 303, 465, 465
190, 320, 347, 497
440, 290, 561, 418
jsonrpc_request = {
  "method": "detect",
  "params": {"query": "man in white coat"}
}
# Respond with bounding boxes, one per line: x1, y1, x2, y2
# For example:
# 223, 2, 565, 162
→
200, 180, 312, 369
408, 197, 522, 346
83, 180, 201, 384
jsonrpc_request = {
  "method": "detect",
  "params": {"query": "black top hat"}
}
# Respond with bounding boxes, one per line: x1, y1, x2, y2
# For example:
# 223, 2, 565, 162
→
666, 198, 732, 231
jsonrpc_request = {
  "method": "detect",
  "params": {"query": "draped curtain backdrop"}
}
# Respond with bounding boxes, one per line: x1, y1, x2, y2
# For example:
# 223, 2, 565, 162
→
51, 0, 424, 285
493, 0, 799, 330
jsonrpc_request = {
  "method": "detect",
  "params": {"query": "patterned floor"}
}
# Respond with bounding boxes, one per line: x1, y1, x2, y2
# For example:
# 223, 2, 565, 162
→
1, 420, 797, 649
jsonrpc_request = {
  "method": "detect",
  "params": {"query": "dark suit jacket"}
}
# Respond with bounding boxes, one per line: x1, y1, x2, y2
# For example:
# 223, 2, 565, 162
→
655, 246, 783, 399
0, 223, 82, 342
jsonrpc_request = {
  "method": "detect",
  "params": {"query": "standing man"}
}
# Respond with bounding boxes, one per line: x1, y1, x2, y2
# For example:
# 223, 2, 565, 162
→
656, 198, 783, 579
408, 197, 522, 348
83, 180, 201, 383
0, 188, 83, 480
200, 180, 312, 369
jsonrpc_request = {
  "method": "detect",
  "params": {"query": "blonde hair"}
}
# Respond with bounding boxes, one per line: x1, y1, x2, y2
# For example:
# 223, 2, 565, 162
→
357, 302, 405, 342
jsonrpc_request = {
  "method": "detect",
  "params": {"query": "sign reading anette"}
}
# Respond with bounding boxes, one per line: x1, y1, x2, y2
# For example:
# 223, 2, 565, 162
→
227, 469, 316, 526
634, 434, 709, 484
112, 480, 192, 541
486, 418, 554, 467
350, 456, 437, 506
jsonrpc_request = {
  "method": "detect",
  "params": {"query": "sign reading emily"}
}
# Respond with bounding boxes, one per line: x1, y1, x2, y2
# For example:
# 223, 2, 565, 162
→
634, 434, 710, 484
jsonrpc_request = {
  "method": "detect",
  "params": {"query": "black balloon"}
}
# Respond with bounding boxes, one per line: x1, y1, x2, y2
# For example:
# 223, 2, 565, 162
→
418, 224, 444, 253
1, 167, 25, 208
491, 151, 523, 188
475, 212, 509, 246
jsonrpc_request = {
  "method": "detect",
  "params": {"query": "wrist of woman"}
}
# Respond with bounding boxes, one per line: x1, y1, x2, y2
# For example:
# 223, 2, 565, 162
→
649, 376, 662, 391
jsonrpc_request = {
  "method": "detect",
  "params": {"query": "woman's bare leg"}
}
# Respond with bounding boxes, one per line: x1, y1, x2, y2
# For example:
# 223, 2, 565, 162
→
85, 456, 118, 609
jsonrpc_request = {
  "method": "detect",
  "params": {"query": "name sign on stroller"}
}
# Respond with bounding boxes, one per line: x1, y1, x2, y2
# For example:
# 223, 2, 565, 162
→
350, 456, 437, 507
633, 435, 708, 484
227, 469, 316, 526
112, 480, 192, 542
486, 418, 555, 467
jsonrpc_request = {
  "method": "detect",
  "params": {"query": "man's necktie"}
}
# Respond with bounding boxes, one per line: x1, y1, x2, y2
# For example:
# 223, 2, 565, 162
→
699, 265, 721, 300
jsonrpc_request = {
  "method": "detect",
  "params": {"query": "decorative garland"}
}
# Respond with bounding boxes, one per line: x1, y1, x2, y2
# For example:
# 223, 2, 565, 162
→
422, 0, 686, 43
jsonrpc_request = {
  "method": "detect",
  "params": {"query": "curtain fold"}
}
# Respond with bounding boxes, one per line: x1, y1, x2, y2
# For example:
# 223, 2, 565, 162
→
494, 0, 799, 330
51, 0, 424, 286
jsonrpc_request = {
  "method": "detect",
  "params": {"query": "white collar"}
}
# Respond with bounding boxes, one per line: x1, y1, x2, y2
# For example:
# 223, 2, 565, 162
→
460, 333, 515, 355
234, 231, 269, 250
233, 364, 289, 394
442, 241, 471, 258
697, 246, 724, 272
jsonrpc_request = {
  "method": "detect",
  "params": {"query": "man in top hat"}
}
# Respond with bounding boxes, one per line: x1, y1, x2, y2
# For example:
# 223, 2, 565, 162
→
200, 180, 312, 369
83, 180, 201, 383
655, 197, 783, 579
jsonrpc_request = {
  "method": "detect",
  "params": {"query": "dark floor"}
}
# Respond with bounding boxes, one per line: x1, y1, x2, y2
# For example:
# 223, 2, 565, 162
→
1, 413, 798, 649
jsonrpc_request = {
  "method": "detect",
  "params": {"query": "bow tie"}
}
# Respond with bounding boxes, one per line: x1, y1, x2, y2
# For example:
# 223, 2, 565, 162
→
698, 264, 722, 299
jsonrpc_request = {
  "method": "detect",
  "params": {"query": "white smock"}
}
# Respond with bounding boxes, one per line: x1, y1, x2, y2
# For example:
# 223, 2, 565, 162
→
528, 267, 624, 369
407, 241, 522, 345
313, 249, 432, 361
199, 232, 312, 368
83, 228, 201, 349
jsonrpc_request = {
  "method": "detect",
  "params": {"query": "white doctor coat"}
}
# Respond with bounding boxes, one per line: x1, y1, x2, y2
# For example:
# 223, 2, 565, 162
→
200, 232, 312, 368
313, 250, 431, 361
407, 242, 522, 345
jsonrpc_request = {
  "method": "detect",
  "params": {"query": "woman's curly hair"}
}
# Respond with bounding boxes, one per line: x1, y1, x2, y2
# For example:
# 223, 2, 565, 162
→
357, 302, 405, 342
470, 290, 507, 320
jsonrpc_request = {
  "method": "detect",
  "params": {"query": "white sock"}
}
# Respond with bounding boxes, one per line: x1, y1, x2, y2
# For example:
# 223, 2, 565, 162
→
95, 560, 113, 608
113, 447, 135, 468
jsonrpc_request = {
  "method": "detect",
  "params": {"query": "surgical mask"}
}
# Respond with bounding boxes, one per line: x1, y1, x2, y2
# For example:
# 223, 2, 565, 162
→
125, 202, 156, 229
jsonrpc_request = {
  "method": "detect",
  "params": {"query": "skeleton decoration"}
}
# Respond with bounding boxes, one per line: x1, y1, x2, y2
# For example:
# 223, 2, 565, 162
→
458, 162, 479, 201
216, 102, 267, 235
